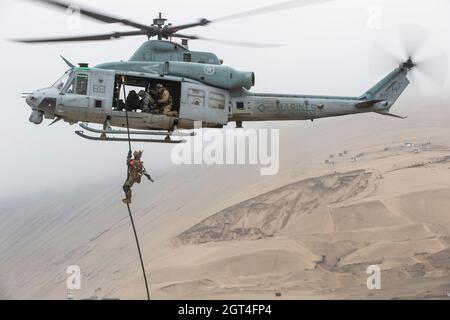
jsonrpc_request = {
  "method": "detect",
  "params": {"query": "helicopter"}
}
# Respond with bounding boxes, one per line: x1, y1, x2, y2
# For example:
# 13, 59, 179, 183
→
17, 0, 437, 144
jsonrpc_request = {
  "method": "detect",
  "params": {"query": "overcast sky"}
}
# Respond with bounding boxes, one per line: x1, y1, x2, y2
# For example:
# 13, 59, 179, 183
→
0, 0, 449, 201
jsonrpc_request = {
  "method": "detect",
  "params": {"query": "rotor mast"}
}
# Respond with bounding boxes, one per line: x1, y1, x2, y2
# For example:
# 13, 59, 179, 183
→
153, 12, 168, 40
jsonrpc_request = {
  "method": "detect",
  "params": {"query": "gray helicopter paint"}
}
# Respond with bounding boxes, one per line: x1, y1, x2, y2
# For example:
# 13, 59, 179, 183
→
96, 60, 254, 90
26, 43, 412, 131
231, 67, 410, 122
29, 66, 229, 128
166, 61, 254, 90
27, 63, 410, 131
180, 82, 230, 124
57, 68, 114, 123
129, 40, 221, 65
96, 39, 253, 91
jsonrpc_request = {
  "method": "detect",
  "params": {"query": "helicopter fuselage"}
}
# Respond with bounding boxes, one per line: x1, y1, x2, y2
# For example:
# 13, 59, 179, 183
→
25, 40, 412, 134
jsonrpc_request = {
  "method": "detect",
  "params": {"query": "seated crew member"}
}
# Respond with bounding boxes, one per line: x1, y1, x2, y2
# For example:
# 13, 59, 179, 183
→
138, 90, 156, 113
76, 77, 88, 95
116, 99, 126, 111
125, 90, 141, 112
154, 84, 178, 117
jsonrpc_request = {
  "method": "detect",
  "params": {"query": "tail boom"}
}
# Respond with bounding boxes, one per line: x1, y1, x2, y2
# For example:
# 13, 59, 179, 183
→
230, 60, 413, 123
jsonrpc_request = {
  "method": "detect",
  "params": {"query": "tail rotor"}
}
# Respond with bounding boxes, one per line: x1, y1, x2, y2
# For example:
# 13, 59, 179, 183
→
369, 23, 449, 99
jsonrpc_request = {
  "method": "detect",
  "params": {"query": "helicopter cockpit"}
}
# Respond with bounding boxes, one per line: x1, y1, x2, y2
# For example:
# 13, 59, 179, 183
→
52, 69, 72, 92
26, 71, 74, 125
63, 72, 89, 95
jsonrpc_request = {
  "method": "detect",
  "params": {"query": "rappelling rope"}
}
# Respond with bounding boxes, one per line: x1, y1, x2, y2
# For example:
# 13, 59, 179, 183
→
122, 77, 151, 300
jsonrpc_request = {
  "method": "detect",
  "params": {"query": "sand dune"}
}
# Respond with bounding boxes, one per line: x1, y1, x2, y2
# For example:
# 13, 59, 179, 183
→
155, 171, 450, 299
174, 170, 374, 245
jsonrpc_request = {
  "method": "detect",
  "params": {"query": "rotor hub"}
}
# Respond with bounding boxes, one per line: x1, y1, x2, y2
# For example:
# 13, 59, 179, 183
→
152, 12, 167, 28
401, 57, 416, 71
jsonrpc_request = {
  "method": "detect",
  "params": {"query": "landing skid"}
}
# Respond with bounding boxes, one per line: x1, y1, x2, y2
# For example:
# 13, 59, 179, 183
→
79, 123, 195, 137
75, 131, 184, 144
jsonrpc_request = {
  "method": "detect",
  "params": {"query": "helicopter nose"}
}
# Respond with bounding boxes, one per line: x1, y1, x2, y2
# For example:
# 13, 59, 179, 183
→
29, 109, 44, 125
25, 94, 38, 108
24, 88, 59, 124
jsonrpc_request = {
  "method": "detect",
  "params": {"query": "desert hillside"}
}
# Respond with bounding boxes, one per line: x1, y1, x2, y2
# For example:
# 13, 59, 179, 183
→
174, 170, 375, 245
161, 166, 450, 299
1, 104, 450, 299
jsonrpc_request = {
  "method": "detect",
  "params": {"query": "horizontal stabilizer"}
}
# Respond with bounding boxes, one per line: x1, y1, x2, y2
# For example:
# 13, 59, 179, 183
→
374, 111, 407, 119
355, 99, 384, 108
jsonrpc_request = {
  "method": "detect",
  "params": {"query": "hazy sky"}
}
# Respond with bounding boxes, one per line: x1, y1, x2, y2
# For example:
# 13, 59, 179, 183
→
0, 0, 449, 200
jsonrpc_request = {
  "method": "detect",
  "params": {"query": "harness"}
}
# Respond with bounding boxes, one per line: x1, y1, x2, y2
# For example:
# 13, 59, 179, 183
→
130, 159, 143, 171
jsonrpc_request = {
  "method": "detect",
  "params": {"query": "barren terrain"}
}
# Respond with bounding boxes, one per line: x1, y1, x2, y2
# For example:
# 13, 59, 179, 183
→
1, 104, 450, 299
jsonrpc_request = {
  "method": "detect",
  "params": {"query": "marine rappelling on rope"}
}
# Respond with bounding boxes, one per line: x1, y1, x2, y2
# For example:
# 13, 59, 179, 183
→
121, 78, 151, 300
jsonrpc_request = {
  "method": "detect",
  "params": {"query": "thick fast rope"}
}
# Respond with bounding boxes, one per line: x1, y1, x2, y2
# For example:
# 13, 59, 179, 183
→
122, 79, 151, 300
125, 203, 150, 300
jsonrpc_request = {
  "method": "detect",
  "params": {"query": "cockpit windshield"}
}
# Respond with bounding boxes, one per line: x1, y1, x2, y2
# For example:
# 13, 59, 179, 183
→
52, 69, 73, 92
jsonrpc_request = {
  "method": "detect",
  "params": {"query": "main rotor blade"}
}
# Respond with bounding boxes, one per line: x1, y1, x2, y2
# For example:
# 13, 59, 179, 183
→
164, 19, 211, 35
171, 34, 283, 48
170, 33, 200, 40
28, 0, 155, 32
213, 0, 334, 22
13, 30, 146, 43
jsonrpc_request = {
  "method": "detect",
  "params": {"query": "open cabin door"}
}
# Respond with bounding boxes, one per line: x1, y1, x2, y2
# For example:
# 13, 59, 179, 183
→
180, 83, 229, 125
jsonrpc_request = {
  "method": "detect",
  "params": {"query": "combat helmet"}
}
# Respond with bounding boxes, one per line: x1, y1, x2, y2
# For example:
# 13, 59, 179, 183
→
133, 150, 143, 160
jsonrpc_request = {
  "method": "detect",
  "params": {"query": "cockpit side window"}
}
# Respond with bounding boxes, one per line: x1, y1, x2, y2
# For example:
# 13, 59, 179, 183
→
64, 73, 89, 95
75, 74, 88, 95
65, 77, 75, 94
52, 69, 72, 91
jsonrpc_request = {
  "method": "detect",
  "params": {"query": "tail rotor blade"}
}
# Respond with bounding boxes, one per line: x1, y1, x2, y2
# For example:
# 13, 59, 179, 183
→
368, 42, 403, 77
369, 23, 448, 90
398, 23, 431, 59
408, 69, 425, 101
416, 52, 449, 86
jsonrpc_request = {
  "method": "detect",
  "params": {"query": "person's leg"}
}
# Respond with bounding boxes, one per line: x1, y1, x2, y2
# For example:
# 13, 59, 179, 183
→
122, 178, 135, 203
163, 105, 178, 117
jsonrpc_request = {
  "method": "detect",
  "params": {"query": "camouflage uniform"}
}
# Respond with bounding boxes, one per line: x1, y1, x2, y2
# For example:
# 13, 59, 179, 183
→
122, 151, 153, 204
138, 90, 156, 113
155, 84, 178, 117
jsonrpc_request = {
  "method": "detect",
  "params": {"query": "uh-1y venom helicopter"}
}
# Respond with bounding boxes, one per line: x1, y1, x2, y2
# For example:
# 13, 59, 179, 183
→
17, 0, 440, 144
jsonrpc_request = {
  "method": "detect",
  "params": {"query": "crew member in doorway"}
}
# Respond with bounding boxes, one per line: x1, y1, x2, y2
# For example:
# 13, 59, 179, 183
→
138, 90, 156, 113
125, 90, 141, 112
122, 150, 154, 204
154, 84, 178, 117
